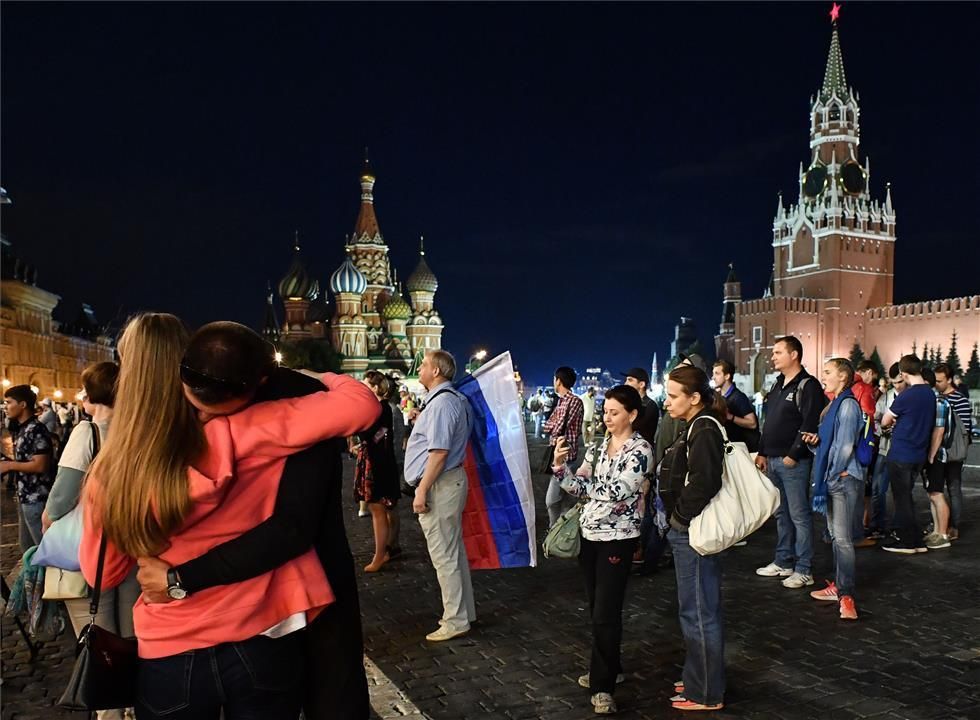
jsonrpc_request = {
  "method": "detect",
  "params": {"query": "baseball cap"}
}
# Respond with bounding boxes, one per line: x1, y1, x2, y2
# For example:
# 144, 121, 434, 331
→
677, 353, 708, 372
621, 367, 650, 385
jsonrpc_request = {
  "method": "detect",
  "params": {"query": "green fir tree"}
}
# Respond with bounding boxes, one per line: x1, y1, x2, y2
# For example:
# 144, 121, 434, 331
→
934, 346, 943, 369
279, 338, 343, 373
911, 339, 918, 357
945, 330, 963, 376
849, 342, 866, 366
966, 343, 980, 389
869, 347, 886, 380
921, 342, 931, 368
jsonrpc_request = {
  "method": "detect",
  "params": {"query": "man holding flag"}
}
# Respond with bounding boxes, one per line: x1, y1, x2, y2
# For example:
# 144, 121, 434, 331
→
405, 350, 476, 642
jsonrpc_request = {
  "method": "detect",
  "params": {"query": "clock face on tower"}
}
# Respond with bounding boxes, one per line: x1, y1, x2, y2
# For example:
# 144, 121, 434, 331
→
839, 161, 867, 195
803, 164, 828, 198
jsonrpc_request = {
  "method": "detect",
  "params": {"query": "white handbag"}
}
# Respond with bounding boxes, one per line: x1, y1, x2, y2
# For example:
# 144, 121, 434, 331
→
42, 567, 89, 600
684, 415, 780, 556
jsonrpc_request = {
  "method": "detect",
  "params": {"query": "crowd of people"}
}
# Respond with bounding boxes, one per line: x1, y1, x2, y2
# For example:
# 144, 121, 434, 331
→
1, 320, 974, 718
537, 337, 973, 714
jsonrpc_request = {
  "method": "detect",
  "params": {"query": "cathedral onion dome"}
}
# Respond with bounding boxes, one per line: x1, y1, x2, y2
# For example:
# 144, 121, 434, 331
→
381, 286, 411, 322
330, 249, 368, 295
278, 238, 316, 301
407, 237, 438, 293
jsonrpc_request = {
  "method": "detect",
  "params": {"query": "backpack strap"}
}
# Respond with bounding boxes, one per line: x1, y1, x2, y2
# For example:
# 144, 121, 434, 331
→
795, 376, 811, 412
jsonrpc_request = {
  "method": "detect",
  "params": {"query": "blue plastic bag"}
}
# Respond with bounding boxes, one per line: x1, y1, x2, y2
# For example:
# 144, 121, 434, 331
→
32, 504, 83, 571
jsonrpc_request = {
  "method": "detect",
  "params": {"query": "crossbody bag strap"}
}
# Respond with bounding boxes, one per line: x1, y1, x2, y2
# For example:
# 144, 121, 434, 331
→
87, 420, 104, 619
89, 533, 108, 618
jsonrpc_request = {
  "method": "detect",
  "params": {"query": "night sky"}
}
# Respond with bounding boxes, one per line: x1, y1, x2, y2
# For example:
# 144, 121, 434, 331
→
3, 2, 978, 388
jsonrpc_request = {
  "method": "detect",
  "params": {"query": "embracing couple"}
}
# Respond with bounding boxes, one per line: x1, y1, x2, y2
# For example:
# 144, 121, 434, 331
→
79, 313, 380, 719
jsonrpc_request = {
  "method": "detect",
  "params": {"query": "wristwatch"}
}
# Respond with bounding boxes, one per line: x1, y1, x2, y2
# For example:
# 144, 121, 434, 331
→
166, 568, 188, 600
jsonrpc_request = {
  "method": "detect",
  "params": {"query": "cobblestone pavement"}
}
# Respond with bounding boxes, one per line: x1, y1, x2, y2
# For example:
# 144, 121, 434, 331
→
4, 438, 980, 720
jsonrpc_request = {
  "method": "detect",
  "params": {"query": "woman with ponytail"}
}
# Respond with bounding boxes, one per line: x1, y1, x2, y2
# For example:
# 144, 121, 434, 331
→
801, 358, 862, 621
659, 365, 727, 712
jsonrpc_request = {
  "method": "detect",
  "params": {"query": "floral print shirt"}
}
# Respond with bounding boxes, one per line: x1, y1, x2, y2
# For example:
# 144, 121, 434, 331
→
12, 418, 54, 505
554, 432, 654, 541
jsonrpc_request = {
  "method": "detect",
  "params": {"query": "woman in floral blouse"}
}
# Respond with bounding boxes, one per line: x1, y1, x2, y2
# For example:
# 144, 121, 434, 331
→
552, 384, 654, 716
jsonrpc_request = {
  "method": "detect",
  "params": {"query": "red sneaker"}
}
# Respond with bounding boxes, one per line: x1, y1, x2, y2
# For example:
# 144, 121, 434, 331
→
672, 699, 725, 711
839, 595, 858, 620
809, 581, 838, 601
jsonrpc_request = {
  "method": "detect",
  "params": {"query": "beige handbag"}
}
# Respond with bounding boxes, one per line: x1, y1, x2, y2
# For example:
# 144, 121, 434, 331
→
43, 568, 89, 600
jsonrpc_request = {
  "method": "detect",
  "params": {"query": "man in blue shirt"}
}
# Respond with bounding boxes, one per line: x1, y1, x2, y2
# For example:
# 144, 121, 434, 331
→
404, 350, 475, 642
881, 355, 937, 553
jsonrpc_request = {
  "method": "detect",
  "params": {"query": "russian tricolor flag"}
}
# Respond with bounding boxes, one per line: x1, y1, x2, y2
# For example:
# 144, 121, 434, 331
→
454, 352, 537, 569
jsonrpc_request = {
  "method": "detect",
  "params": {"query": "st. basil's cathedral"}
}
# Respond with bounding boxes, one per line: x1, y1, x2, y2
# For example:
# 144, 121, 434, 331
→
262, 158, 444, 378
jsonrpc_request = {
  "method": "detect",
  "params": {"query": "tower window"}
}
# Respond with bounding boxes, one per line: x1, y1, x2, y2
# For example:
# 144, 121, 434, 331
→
752, 326, 763, 345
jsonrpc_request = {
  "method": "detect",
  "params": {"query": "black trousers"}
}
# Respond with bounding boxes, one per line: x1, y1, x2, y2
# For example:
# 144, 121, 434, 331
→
886, 460, 922, 546
305, 521, 370, 719
579, 536, 634, 694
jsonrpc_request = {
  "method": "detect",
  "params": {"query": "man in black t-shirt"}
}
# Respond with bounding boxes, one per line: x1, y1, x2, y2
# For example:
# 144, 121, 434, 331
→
712, 360, 759, 452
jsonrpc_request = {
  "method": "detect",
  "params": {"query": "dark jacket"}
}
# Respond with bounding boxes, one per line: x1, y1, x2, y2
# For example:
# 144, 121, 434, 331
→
175, 367, 369, 720
758, 369, 825, 460
658, 409, 725, 528
634, 396, 661, 448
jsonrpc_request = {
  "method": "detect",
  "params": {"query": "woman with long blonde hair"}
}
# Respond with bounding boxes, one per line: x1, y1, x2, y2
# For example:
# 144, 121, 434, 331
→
80, 313, 379, 719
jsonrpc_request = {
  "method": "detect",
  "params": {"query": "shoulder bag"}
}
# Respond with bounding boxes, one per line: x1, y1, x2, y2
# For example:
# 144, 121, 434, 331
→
685, 416, 780, 556
58, 532, 139, 711
542, 437, 604, 559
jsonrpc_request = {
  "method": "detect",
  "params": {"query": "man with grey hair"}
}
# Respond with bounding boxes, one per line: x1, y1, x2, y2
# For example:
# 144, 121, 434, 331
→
404, 349, 476, 642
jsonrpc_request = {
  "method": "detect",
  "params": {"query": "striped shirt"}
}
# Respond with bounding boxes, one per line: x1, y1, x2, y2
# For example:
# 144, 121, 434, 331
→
944, 389, 973, 434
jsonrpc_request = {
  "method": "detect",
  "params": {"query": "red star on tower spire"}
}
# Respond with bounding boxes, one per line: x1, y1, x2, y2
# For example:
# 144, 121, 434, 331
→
830, 3, 841, 23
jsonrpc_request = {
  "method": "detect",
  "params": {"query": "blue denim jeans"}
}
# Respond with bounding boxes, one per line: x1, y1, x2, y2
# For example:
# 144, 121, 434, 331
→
135, 632, 305, 720
869, 456, 890, 532
17, 501, 44, 555
826, 475, 861, 599
850, 467, 867, 541
768, 457, 814, 575
668, 529, 725, 706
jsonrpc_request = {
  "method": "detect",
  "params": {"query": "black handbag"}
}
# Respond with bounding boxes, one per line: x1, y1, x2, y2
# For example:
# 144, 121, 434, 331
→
58, 533, 139, 710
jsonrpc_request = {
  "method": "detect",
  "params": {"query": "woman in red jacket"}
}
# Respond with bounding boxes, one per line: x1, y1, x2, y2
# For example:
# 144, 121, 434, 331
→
80, 314, 379, 720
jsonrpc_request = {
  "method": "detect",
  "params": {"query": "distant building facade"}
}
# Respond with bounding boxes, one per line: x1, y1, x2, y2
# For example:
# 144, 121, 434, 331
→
1, 236, 114, 400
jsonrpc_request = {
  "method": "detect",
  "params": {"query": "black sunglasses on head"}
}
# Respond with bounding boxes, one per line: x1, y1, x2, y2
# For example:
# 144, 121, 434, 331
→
179, 364, 249, 394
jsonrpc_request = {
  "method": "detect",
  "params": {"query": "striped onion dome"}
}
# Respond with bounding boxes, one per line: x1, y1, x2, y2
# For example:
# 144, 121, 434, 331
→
407, 253, 438, 294
381, 286, 412, 321
330, 250, 368, 295
278, 242, 316, 301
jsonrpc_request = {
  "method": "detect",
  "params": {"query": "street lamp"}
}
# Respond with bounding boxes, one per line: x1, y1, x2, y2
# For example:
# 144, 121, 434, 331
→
466, 349, 488, 374
53, 390, 63, 400
274, 350, 283, 366
1, 378, 10, 388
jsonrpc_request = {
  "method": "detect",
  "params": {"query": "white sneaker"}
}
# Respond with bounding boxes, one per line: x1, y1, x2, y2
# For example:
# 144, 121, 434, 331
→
756, 563, 793, 577
591, 692, 617, 714
425, 625, 469, 642
782, 572, 814, 588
